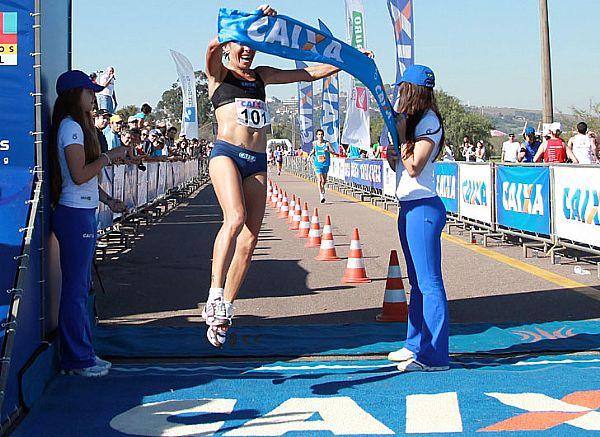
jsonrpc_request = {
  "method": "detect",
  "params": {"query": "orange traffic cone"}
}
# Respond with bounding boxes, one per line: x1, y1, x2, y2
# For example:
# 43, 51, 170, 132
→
296, 202, 311, 238
376, 250, 408, 322
375, 250, 408, 322
305, 208, 322, 247
341, 228, 371, 283
276, 189, 283, 210
287, 195, 296, 223
266, 182, 272, 204
270, 185, 278, 208
315, 215, 340, 261
289, 199, 302, 230
278, 192, 289, 218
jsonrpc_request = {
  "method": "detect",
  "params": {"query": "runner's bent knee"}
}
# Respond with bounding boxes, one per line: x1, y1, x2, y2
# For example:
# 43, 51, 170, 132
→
223, 211, 246, 235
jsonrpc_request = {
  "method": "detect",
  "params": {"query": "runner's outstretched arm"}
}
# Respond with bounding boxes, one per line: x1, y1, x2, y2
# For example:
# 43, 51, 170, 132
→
256, 65, 340, 86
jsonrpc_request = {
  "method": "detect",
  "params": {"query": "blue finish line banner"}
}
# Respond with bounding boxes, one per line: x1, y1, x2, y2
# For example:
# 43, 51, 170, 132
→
217, 8, 399, 150
434, 162, 458, 213
496, 165, 551, 235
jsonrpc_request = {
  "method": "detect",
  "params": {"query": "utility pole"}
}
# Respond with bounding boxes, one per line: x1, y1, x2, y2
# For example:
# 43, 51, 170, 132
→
540, 0, 554, 124
291, 112, 296, 149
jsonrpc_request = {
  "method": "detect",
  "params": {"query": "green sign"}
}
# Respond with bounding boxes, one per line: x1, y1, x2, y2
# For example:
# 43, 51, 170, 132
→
351, 11, 364, 49
350, 10, 365, 87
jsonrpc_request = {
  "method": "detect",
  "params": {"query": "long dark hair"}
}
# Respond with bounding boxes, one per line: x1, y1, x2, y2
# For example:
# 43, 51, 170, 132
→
396, 82, 445, 161
48, 88, 101, 207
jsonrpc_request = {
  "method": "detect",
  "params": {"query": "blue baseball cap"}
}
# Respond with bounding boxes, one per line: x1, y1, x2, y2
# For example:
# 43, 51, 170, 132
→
397, 65, 435, 88
524, 127, 536, 135
56, 70, 104, 95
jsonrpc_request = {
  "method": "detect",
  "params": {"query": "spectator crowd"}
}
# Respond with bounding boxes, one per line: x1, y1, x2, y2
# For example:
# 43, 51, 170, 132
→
443, 122, 598, 165
498, 122, 598, 164
92, 66, 211, 166
91, 66, 598, 167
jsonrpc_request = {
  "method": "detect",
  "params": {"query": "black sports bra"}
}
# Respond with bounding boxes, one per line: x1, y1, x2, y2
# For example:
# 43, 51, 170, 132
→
210, 70, 266, 110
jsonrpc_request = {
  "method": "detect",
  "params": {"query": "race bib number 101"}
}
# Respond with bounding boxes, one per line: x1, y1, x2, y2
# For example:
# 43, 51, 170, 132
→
235, 98, 271, 129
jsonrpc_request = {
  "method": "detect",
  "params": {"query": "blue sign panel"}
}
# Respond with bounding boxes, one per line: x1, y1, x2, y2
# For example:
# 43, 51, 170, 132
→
496, 165, 551, 235
345, 159, 383, 189
0, 2, 35, 333
434, 162, 459, 213
184, 106, 196, 123
344, 159, 352, 184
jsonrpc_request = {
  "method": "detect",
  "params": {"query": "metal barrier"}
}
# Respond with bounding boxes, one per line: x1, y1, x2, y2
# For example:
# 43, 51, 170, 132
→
283, 157, 600, 275
95, 158, 210, 258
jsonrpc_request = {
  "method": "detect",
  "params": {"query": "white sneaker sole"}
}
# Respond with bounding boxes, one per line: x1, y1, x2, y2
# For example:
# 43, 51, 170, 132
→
397, 362, 449, 373
387, 352, 415, 362
207, 326, 228, 348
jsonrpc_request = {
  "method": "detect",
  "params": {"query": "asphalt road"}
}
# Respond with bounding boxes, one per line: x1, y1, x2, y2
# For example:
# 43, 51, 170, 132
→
96, 171, 600, 327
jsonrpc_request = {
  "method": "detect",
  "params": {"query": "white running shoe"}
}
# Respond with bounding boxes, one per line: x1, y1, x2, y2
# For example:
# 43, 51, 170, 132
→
319, 192, 325, 203
397, 359, 449, 373
202, 298, 234, 348
387, 347, 415, 362
63, 364, 109, 377
202, 298, 233, 327
95, 356, 112, 370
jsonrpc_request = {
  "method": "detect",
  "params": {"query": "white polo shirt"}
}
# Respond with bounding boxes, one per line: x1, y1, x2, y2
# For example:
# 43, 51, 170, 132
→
58, 117, 99, 209
97, 73, 114, 97
395, 110, 443, 201
502, 140, 521, 163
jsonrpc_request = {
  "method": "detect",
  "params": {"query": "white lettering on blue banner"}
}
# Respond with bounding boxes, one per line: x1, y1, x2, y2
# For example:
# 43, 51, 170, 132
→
502, 183, 544, 216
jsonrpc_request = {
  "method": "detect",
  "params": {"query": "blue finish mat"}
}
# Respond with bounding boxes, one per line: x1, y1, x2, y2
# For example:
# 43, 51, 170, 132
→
93, 319, 600, 358
14, 354, 600, 436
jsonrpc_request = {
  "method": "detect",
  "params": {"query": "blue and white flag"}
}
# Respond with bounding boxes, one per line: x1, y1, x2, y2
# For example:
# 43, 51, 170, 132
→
318, 20, 339, 153
321, 73, 340, 153
217, 7, 399, 151
389, 0, 414, 85
296, 60, 314, 153
380, 0, 414, 147
170, 50, 199, 139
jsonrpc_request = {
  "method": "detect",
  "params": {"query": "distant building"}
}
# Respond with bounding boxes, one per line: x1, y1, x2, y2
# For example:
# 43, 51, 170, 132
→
282, 96, 298, 113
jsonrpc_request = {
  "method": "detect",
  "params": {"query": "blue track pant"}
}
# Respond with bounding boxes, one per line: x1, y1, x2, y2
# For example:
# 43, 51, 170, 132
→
52, 205, 97, 370
397, 196, 449, 367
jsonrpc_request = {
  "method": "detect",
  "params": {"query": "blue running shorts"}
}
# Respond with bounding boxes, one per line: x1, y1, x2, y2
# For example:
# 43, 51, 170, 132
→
209, 140, 267, 179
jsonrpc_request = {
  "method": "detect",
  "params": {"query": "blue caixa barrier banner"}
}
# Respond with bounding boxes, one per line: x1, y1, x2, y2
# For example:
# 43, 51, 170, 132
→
434, 162, 459, 213
496, 165, 551, 235
345, 159, 383, 190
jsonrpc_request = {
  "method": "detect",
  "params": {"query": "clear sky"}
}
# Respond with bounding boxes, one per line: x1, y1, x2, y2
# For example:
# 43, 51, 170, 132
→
73, 0, 599, 113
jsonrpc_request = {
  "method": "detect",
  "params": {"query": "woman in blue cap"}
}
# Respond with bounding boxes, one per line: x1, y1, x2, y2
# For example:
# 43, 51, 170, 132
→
49, 70, 127, 377
386, 65, 450, 372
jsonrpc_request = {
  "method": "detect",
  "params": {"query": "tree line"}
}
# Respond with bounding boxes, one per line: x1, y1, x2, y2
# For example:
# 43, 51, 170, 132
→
134, 69, 493, 152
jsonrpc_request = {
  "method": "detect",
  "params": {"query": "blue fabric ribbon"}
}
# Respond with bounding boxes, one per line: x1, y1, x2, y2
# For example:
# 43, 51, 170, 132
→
218, 8, 399, 151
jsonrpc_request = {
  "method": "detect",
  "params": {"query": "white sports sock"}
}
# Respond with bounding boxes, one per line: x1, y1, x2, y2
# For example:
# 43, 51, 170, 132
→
208, 287, 224, 302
